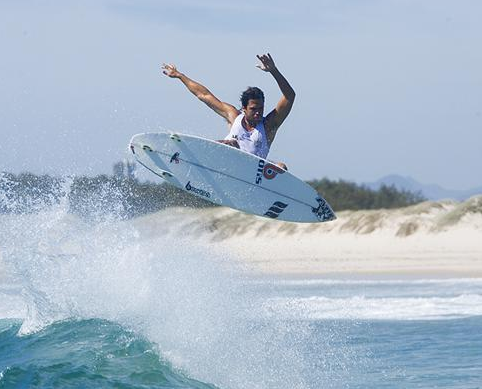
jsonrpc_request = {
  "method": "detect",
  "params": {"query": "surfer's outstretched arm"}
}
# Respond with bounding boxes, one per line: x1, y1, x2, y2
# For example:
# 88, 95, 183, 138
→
161, 63, 239, 125
257, 54, 296, 144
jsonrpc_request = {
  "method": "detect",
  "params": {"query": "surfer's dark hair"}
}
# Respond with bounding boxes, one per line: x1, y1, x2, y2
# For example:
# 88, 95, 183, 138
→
240, 87, 264, 108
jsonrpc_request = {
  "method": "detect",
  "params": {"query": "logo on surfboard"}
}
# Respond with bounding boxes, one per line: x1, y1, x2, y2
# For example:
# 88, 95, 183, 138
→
264, 201, 288, 219
312, 197, 336, 222
185, 181, 211, 198
170, 152, 180, 164
255, 160, 285, 185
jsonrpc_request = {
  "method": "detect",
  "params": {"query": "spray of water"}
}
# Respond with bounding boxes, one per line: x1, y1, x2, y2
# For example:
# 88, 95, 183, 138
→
0, 177, 355, 389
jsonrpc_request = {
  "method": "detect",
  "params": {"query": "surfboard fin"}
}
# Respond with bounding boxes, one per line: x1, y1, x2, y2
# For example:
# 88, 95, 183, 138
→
170, 133, 181, 142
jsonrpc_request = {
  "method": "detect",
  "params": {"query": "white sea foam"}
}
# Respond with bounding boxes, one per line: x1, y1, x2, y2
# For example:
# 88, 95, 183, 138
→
264, 293, 482, 321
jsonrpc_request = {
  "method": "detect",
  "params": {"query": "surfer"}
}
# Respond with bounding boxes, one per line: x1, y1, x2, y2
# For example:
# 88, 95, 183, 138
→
161, 53, 295, 169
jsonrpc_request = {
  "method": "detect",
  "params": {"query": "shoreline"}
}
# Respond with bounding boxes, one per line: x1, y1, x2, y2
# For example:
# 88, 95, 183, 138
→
243, 270, 482, 281
221, 251, 482, 279
239, 268, 482, 280
216, 233, 482, 278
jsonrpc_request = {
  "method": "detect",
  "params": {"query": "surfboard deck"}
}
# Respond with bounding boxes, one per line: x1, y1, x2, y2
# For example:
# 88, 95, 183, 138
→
129, 132, 336, 223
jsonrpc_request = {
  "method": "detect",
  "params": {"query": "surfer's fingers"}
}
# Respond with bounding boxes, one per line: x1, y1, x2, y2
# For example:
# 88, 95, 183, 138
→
257, 54, 269, 64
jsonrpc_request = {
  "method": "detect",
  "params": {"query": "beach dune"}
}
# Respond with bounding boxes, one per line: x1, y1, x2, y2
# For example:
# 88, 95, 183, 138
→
132, 195, 482, 277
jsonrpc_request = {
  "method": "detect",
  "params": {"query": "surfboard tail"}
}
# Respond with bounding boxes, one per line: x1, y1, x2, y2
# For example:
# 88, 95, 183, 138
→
312, 196, 337, 222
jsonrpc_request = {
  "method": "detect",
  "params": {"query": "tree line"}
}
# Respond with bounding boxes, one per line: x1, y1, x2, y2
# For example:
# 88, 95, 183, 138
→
307, 178, 425, 211
0, 171, 425, 218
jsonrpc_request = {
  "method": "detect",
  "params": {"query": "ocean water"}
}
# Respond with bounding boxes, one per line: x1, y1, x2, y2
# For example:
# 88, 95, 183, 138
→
1, 193, 482, 388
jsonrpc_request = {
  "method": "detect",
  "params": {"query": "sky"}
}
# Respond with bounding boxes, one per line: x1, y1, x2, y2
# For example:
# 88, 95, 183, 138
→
1, 0, 481, 189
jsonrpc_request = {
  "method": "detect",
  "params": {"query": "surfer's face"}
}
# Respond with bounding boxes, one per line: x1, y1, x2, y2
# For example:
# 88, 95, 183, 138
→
243, 99, 264, 124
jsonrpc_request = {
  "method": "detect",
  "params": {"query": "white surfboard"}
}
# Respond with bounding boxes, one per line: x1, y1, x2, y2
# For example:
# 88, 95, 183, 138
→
129, 132, 336, 223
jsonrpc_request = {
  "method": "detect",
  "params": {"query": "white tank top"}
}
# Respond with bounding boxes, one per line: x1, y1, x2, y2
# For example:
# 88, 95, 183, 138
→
225, 114, 270, 159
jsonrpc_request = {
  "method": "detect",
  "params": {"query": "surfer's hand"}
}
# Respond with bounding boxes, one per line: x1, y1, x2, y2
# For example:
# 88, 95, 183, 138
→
256, 53, 277, 73
217, 139, 240, 148
162, 63, 182, 78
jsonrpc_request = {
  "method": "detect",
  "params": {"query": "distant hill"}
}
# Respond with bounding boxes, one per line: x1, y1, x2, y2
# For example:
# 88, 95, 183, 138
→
365, 174, 482, 201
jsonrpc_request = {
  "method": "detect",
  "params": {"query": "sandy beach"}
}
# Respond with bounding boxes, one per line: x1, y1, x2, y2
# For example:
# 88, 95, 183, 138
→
131, 195, 482, 277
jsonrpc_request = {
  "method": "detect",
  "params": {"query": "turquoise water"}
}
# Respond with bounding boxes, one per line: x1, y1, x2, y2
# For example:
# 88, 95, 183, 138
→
1, 199, 482, 388
1, 307, 482, 388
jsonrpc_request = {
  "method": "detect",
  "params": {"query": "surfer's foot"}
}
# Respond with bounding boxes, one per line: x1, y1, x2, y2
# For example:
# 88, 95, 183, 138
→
276, 162, 288, 171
